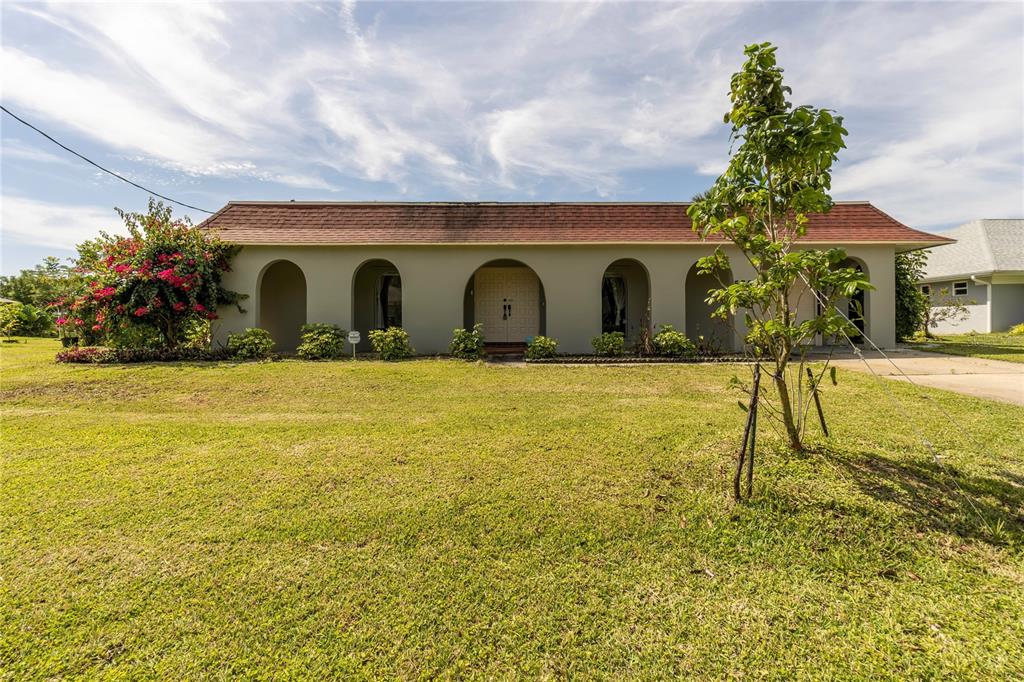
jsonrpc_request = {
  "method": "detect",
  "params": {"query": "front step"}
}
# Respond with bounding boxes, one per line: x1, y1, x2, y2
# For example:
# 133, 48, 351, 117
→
484, 343, 527, 357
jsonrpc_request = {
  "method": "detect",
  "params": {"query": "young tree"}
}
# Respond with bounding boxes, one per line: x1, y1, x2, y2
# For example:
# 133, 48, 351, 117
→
688, 43, 869, 452
59, 199, 243, 349
895, 251, 928, 341
922, 287, 973, 336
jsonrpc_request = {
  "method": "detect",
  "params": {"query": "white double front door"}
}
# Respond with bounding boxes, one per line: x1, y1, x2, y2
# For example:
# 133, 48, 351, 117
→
473, 266, 540, 343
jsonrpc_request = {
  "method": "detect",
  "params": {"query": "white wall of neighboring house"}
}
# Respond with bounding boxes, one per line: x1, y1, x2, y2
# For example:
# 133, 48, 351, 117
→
923, 278, 989, 333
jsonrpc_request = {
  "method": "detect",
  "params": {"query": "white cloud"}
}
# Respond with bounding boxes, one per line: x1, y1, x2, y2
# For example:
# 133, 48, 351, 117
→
1, 0, 1021, 230
1, 196, 124, 249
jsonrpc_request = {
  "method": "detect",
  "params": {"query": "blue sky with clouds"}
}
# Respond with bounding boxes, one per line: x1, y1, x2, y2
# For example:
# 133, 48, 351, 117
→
2, 1, 1022, 274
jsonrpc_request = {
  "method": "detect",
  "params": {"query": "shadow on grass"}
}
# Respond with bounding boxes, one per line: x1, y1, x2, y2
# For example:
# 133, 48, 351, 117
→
816, 445, 1024, 546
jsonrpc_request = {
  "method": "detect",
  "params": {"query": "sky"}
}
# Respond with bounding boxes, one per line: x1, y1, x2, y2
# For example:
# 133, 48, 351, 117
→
2, 1, 1022, 274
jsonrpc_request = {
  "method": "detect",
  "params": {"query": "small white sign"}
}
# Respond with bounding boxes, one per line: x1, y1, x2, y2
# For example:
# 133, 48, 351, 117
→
348, 330, 361, 345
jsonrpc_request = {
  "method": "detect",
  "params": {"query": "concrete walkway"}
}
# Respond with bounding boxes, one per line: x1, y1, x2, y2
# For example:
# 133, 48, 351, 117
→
828, 349, 1024, 406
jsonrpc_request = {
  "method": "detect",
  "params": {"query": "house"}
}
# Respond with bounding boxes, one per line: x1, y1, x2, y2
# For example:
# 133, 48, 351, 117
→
201, 201, 951, 354
919, 219, 1024, 334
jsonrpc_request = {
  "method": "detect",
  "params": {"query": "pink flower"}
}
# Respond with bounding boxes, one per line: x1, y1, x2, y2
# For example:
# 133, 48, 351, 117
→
56, 317, 68, 326
172, 301, 186, 312
73, 318, 85, 326
91, 324, 102, 331
192, 303, 205, 312
206, 312, 218, 320
134, 306, 149, 317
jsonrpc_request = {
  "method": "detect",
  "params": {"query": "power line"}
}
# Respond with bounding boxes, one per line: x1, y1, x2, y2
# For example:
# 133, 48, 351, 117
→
1, 104, 215, 214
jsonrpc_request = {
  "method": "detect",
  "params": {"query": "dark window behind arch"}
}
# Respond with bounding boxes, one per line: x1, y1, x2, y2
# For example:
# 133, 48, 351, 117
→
602, 275, 627, 334
377, 274, 402, 328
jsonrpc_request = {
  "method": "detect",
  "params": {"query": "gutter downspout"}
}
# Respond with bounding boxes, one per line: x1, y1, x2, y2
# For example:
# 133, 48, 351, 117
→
970, 275, 992, 333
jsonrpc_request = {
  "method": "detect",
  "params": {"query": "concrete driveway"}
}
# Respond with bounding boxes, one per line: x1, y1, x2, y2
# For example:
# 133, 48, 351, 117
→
828, 349, 1024, 406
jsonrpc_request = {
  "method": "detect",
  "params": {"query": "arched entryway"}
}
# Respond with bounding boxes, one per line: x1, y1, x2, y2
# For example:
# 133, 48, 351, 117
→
464, 260, 545, 346
834, 258, 869, 343
258, 260, 306, 352
601, 258, 651, 346
685, 261, 734, 352
352, 259, 402, 351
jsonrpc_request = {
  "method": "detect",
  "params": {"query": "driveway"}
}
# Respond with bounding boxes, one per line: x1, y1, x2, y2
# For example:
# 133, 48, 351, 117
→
828, 349, 1024, 406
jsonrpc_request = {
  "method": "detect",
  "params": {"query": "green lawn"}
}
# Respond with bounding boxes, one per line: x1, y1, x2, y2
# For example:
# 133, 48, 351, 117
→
2, 338, 1022, 679
906, 332, 1024, 363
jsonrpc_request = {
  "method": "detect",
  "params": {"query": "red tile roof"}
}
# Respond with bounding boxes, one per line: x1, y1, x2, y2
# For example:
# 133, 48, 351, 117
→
200, 201, 952, 247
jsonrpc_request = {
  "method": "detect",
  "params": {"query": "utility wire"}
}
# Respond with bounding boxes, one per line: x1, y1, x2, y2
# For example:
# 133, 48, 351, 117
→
1, 104, 215, 214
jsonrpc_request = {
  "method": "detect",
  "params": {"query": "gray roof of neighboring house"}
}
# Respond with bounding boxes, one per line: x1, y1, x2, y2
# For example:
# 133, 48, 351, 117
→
922, 219, 1024, 281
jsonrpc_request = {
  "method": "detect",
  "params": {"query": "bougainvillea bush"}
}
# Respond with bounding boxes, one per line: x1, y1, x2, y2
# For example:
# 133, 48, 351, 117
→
54, 199, 243, 350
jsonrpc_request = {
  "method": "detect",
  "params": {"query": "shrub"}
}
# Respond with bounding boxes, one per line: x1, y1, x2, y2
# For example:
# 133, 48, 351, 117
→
1, 301, 53, 338
653, 324, 695, 357
525, 335, 558, 360
450, 324, 485, 360
56, 198, 243, 350
1009, 323, 1024, 336
591, 331, 625, 356
228, 327, 275, 360
297, 323, 347, 360
369, 326, 414, 361
56, 346, 232, 364
55, 346, 116, 363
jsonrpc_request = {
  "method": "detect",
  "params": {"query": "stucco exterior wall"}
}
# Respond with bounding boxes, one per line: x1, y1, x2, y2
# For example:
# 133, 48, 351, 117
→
991, 283, 1024, 332
214, 243, 899, 354
924, 278, 990, 334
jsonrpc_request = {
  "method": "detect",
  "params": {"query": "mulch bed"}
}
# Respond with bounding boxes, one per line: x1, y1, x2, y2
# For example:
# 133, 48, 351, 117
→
525, 355, 750, 364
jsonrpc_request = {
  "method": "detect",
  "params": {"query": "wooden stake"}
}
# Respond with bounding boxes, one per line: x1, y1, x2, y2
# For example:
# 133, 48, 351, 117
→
806, 366, 829, 437
734, 394, 754, 502
746, 363, 761, 498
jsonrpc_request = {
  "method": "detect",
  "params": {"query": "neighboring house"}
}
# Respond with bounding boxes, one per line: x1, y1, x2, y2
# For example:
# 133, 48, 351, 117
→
920, 219, 1024, 334
201, 201, 951, 354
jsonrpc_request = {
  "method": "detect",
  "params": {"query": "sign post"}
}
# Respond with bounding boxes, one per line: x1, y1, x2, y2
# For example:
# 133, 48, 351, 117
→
348, 330, 361, 360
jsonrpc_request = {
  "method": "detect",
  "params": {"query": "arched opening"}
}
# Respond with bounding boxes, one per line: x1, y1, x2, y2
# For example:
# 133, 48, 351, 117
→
600, 258, 651, 346
352, 259, 402, 351
258, 260, 306, 352
463, 260, 545, 347
685, 261, 734, 352
833, 258, 869, 343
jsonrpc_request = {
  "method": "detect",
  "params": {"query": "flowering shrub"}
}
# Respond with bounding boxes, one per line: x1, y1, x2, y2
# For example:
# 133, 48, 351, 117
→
1010, 323, 1024, 337
449, 324, 485, 360
591, 331, 625, 356
653, 324, 696, 357
228, 328, 275, 360
56, 346, 231, 364
55, 346, 117, 363
297, 323, 347, 360
369, 327, 414, 361
54, 199, 243, 350
525, 335, 558, 360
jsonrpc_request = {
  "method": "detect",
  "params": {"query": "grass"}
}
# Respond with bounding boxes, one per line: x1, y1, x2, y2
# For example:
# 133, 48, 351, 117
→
906, 331, 1024, 363
2, 338, 1023, 679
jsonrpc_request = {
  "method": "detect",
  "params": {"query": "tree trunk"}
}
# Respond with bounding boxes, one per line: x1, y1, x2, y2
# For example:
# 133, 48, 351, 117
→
773, 371, 803, 452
